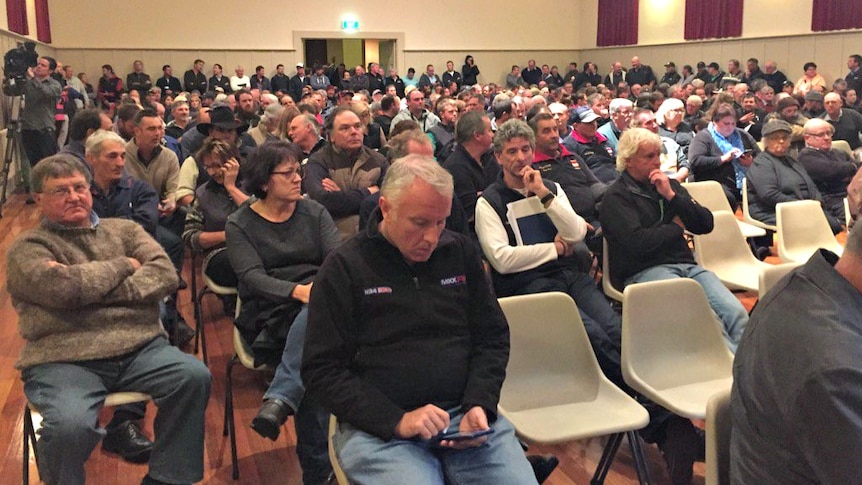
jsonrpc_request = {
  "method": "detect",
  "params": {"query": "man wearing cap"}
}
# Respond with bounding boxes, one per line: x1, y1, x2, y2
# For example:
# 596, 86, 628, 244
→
822, 91, 862, 151
626, 57, 656, 90
562, 108, 618, 183
290, 63, 311, 103
304, 106, 389, 239
155, 65, 181, 101
208, 63, 231, 94
661, 62, 681, 86
183, 59, 207, 94
803, 91, 825, 119
706, 62, 725, 86
250, 65, 271, 92
126, 60, 152, 97
271, 64, 290, 95
765, 96, 807, 149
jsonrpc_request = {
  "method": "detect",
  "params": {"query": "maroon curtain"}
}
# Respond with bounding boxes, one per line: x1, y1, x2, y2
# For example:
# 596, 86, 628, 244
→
812, 0, 862, 31
34, 0, 50, 43
684, 0, 743, 40
597, 0, 638, 47
6, 0, 28, 35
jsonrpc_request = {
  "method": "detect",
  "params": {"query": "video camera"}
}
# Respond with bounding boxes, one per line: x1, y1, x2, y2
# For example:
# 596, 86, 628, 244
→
3, 42, 38, 96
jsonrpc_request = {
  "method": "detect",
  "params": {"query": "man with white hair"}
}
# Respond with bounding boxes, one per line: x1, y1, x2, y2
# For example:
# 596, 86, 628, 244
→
250, 103, 283, 146
598, 98, 634, 151
822, 91, 862, 151
798, 117, 859, 220
230, 65, 250, 92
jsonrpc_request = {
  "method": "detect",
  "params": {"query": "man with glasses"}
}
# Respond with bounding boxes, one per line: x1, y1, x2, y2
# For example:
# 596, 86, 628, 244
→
798, 117, 859, 221
7, 154, 211, 485
391, 88, 440, 132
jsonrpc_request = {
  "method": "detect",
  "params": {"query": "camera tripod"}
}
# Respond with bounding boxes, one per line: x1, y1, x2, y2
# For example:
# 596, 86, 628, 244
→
0, 93, 24, 218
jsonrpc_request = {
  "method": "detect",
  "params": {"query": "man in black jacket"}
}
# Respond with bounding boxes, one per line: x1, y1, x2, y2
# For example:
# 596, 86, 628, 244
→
302, 155, 538, 485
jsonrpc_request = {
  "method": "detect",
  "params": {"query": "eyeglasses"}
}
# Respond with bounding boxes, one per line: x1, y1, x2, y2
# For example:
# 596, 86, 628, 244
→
806, 131, 832, 138
271, 168, 301, 179
40, 182, 90, 198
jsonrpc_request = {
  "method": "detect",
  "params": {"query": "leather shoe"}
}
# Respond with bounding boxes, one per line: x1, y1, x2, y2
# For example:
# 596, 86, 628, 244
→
169, 317, 195, 347
527, 454, 559, 483
102, 421, 153, 464
250, 399, 293, 441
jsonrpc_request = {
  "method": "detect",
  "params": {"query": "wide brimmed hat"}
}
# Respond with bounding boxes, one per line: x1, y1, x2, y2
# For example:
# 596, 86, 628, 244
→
197, 106, 249, 136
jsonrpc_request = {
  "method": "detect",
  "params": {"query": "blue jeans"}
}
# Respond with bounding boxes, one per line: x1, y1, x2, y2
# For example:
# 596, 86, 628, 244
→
625, 263, 748, 353
332, 414, 538, 485
263, 306, 332, 484
22, 337, 211, 485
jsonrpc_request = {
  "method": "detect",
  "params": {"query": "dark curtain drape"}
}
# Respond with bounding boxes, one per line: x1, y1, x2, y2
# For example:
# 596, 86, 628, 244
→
35, 0, 51, 43
684, 0, 743, 40
6, 0, 28, 35
812, 0, 862, 31
597, 0, 638, 47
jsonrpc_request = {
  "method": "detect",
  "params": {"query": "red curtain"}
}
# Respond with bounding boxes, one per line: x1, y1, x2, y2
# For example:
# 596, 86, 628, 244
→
684, 0, 743, 40
812, 0, 862, 31
6, 0, 28, 35
34, 0, 50, 43
597, 0, 638, 47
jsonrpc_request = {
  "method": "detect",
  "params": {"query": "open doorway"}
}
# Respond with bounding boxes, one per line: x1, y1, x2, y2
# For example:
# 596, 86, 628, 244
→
303, 38, 397, 72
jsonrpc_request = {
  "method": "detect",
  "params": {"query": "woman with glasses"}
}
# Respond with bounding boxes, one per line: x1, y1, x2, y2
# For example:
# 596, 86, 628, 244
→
225, 140, 340, 484
747, 120, 843, 234
182, 138, 247, 290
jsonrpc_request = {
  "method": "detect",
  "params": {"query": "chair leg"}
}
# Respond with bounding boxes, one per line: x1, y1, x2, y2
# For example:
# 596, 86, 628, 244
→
195, 286, 210, 366
224, 355, 240, 479
191, 257, 200, 355
590, 432, 624, 485
23, 406, 30, 485
627, 431, 652, 485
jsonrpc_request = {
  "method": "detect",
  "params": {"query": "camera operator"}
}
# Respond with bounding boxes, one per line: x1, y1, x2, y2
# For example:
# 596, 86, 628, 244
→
21, 56, 62, 168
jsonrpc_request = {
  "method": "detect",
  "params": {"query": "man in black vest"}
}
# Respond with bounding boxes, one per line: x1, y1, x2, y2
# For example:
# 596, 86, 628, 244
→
475, 119, 624, 387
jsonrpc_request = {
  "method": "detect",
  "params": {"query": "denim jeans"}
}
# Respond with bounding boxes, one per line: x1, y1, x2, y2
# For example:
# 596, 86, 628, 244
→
332, 414, 537, 485
625, 263, 748, 352
22, 337, 211, 485
262, 306, 332, 484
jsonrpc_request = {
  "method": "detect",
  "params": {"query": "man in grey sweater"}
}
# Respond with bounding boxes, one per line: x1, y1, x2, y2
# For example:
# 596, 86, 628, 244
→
7, 154, 211, 485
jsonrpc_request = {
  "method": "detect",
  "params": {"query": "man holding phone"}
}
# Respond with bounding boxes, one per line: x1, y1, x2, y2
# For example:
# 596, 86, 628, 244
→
302, 154, 538, 485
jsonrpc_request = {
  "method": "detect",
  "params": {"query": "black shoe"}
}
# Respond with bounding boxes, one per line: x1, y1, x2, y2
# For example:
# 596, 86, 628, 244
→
177, 275, 188, 290
755, 246, 772, 261
25, 196, 35, 205
659, 417, 701, 485
250, 399, 293, 441
169, 317, 195, 347
527, 454, 559, 483
102, 421, 153, 464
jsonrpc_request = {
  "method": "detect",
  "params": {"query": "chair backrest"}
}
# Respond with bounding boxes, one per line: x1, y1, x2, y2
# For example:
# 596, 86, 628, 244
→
602, 238, 624, 302
682, 181, 733, 213
832, 139, 853, 158
776, 199, 843, 262
705, 388, 732, 485
693, 211, 759, 272
742, 177, 777, 231
498, 292, 601, 412
622, 279, 734, 391
328, 416, 349, 485
232, 296, 269, 370
845, 197, 852, 228
758, 262, 802, 299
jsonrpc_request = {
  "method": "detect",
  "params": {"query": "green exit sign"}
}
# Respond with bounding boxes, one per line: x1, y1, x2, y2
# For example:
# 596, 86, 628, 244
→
341, 20, 359, 31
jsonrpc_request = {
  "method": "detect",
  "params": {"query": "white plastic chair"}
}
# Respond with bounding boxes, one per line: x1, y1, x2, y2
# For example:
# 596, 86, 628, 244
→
776, 200, 843, 263
757, 262, 802, 299
682, 181, 766, 238
602, 238, 625, 303
223, 297, 273, 480
621, 279, 734, 420
741, 178, 777, 232
693, 211, 774, 292
23, 392, 152, 485
498, 292, 651, 484
845, 197, 852, 228
328, 416, 350, 485
705, 388, 732, 485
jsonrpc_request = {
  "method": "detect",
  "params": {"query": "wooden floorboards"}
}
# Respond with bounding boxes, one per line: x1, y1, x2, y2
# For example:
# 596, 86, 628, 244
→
0, 192, 769, 484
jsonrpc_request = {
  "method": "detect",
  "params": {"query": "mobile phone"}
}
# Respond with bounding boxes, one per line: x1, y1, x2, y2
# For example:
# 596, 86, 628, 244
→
437, 428, 495, 442
742, 149, 753, 156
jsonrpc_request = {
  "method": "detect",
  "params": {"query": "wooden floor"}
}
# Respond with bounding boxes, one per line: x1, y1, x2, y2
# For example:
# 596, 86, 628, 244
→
0, 192, 782, 485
